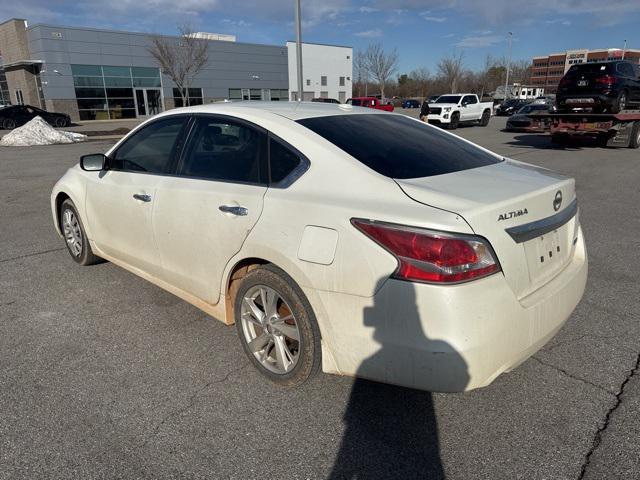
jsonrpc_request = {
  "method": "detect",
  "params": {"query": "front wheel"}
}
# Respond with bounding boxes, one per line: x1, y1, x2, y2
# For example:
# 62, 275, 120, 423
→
60, 199, 102, 265
629, 122, 640, 149
235, 265, 321, 387
3, 118, 16, 130
54, 117, 67, 128
448, 113, 460, 130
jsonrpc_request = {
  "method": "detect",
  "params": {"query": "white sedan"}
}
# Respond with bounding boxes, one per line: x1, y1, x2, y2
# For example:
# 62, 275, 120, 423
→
51, 102, 587, 392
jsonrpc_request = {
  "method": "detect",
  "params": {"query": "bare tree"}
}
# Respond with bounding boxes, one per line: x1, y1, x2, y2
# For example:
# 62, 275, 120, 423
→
364, 43, 399, 99
409, 67, 430, 98
437, 52, 465, 93
147, 24, 208, 107
353, 50, 369, 96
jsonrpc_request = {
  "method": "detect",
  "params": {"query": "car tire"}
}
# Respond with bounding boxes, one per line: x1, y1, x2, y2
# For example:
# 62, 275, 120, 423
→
3, 118, 16, 130
234, 264, 321, 387
54, 117, 67, 128
480, 109, 491, 126
59, 199, 102, 266
628, 122, 640, 149
610, 90, 628, 114
448, 113, 460, 130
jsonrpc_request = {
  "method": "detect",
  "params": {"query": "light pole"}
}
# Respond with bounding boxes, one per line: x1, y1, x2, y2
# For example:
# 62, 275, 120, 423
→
294, 0, 304, 101
504, 31, 513, 101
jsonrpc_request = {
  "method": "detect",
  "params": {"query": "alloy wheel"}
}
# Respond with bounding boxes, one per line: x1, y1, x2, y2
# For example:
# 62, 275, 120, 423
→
62, 209, 83, 257
240, 285, 301, 374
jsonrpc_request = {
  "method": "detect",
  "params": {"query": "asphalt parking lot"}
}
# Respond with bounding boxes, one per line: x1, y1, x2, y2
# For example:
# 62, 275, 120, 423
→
1, 115, 639, 479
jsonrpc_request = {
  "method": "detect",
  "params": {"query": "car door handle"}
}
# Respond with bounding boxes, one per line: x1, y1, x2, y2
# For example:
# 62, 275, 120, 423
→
219, 205, 248, 216
132, 193, 152, 202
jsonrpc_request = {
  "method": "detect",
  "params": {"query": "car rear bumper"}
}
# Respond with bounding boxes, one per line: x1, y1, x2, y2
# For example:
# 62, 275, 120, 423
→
557, 92, 616, 107
311, 226, 587, 392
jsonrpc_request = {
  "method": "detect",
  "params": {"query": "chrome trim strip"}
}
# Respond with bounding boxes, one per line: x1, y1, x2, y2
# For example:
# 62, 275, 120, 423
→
505, 199, 578, 243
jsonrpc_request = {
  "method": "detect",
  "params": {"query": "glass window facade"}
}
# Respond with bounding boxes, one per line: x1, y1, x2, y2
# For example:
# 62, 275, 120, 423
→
227, 88, 288, 101
172, 87, 203, 107
71, 64, 162, 120
0, 68, 9, 105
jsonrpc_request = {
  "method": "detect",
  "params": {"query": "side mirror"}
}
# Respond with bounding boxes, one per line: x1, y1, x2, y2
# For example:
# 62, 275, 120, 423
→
80, 153, 107, 171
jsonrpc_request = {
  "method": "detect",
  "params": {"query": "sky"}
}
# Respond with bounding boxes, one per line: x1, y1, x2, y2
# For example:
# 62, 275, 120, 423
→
4, 0, 640, 73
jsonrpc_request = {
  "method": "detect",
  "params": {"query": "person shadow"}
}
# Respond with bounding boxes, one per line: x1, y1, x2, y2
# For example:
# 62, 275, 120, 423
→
328, 279, 470, 479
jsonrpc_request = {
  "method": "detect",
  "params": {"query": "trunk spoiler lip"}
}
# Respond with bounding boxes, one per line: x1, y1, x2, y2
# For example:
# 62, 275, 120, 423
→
505, 199, 578, 243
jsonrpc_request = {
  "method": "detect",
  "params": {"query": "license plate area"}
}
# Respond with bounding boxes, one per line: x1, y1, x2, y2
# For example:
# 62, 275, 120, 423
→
577, 80, 588, 87
523, 221, 574, 289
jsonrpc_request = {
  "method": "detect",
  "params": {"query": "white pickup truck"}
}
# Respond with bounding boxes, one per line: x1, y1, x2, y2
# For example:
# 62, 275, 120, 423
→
427, 93, 493, 129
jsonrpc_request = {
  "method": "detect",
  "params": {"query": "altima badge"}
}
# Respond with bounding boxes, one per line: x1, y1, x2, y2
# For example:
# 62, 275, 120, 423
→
498, 209, 528, 221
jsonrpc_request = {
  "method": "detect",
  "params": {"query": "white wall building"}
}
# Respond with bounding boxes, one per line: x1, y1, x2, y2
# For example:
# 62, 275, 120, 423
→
286, 41, 352, 103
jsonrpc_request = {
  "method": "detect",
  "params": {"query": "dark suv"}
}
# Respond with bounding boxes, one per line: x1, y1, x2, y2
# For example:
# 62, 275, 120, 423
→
556, 61, 640, 113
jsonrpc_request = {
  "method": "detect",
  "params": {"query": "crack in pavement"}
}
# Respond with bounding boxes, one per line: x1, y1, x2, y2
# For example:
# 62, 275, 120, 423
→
531, 356, 616, 396
137, 362, 251, 450
578, 352, 640, 480
0, 247, 66, 264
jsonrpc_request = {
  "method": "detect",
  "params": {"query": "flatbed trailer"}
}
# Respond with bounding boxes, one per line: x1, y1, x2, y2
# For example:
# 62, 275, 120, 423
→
528, 111, 640, 148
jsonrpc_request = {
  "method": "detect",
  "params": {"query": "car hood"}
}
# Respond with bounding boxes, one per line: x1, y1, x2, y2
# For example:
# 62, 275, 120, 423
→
507, 114, 530, 121
428, 103, 458, 109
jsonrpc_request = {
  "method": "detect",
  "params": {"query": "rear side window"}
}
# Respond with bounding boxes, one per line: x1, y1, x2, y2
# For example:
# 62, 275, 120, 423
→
298, 114, 500, 179
111, 116, 187, 173
269, 137, 303, 184
178, 117, 267, 184
616, 62, 634, 77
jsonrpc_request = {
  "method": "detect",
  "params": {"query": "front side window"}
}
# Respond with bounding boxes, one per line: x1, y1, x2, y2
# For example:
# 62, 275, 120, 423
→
111, 116, 187, 173
179, 117, 267, 184
298, 114, 500, 179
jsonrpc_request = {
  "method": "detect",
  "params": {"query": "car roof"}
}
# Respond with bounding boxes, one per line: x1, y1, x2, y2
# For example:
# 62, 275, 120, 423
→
156, 101, 388, 121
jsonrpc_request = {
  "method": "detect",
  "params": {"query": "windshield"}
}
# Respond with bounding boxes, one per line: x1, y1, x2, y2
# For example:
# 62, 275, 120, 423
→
566, 63, 612, 76
435, 95, 461, 104
297, 114, 501, 179
518, 105, 546, 114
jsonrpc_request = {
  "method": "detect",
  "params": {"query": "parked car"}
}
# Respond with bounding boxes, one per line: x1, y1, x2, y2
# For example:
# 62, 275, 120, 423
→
426, 93, 492, 129
505, 103, 553, 131
311, 98, 340, 104
51, 103, 586, 392
556, 61, 640, 113
402, 99, 420, 109
349, 97, 394, 111
495, 99, 530, 116
0, 104, 71, 129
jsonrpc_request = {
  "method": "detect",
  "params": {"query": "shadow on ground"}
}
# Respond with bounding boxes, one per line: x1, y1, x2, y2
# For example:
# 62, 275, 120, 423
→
328, 280, 469, 479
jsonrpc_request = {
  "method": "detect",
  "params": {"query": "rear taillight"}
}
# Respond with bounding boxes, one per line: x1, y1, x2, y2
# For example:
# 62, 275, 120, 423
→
595, 75, 616, 86
558, 76, 571, 87
352, 219, 500, 284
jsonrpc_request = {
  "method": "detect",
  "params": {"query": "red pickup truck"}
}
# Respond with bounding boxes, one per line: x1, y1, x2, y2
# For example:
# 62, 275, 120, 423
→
348, 97, 394, 112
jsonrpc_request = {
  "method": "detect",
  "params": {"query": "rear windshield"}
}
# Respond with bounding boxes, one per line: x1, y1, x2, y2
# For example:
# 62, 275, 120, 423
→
566, 63, 612, 76
435, 95, 461, 104
297, 114, 501, 179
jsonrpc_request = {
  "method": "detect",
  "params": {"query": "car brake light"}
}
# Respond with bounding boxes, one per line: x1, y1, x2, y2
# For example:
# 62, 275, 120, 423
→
352, 219, 500, 284
595, 75, 616, 86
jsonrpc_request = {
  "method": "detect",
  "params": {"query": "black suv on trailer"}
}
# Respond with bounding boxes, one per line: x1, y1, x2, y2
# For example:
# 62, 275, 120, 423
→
556, 61, 640, 113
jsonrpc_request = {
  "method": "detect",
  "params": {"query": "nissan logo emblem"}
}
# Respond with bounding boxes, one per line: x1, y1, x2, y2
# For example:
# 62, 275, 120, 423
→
553, 191, 563, 211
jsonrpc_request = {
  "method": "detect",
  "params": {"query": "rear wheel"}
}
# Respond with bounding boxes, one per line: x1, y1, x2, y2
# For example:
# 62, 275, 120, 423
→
448, 113, 460, 130
611, 90, 628, 114
235, 265, 321, 387
2, 118, 16, 130
479, 109, 491, 126
60, 199, 102, 265
54, 117, 67, 128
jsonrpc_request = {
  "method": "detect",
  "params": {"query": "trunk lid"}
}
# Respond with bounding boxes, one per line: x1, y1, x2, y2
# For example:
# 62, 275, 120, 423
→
395, 161, 580, 299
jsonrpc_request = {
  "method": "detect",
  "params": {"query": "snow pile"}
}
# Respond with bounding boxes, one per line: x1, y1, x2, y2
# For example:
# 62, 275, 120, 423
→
0, 116, 87, 147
